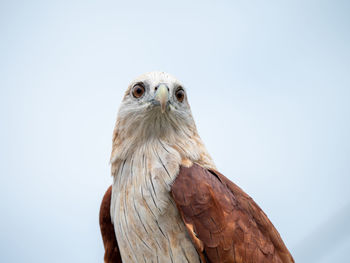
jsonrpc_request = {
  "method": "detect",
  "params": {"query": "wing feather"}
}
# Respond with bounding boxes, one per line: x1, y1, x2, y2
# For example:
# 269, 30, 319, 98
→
171, 163, 294, 263
99, 186, 123, 263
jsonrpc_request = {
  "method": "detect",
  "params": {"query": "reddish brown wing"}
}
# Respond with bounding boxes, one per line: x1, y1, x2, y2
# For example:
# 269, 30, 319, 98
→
171, 164, 294, 263
99, 186, 122, 263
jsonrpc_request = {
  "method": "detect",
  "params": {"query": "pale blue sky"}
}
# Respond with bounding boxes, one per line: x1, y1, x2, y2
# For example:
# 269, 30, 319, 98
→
1, 1, 349, 262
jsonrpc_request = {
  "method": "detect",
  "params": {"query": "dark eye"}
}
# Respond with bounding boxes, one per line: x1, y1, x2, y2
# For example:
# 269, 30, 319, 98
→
175, 88, 185, 102
132, 84, 145, 98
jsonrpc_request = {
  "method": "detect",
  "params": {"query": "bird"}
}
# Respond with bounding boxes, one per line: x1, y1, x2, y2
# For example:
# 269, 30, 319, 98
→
99, 72, 294, 263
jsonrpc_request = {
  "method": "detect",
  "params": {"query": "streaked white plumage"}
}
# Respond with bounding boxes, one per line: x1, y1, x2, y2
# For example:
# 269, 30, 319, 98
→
110, 72, 215, 262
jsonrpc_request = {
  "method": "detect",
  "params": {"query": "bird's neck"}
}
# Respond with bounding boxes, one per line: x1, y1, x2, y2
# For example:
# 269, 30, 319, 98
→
110, 111, 215, 174
111, 134, 215, 179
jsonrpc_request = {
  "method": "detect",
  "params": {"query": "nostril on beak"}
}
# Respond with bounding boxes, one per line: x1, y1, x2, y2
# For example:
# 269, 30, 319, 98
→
155, 85, 169, 92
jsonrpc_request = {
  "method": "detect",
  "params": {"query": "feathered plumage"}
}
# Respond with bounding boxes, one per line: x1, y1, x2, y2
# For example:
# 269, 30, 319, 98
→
99, 72, 294, 263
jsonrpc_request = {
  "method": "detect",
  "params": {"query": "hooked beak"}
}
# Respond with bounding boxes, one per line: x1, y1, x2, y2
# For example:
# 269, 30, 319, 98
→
154, 84, 169, 113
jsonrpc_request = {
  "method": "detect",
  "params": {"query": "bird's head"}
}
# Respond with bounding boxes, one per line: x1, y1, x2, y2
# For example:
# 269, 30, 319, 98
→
125, 73, 187, 115
111, 72, 214, 169
117, 71, 193, 132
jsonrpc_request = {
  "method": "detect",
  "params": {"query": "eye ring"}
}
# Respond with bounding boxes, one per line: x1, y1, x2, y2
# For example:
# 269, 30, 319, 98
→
132, 83, 145, 98
175, 87, 185, 103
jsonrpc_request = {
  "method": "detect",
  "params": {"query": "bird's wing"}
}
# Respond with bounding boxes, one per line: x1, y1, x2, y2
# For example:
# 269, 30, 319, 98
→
171, 163, 294, 263
99, 186, 123, 263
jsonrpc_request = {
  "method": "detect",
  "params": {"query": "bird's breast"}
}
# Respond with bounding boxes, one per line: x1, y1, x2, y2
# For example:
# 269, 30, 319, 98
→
110, 143, 200, 263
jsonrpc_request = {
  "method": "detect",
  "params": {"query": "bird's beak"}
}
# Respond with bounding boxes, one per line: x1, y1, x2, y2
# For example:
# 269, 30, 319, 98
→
154, 84, 169, 113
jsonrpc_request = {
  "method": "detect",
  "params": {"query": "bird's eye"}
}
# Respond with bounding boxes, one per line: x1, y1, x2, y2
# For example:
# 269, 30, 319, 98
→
132, 84, 145, 98
175, 88, 185, 103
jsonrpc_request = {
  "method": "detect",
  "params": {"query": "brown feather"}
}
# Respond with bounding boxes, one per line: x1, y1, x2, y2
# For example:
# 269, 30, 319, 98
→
99, 186, 123, 263
171, 163, 294, 263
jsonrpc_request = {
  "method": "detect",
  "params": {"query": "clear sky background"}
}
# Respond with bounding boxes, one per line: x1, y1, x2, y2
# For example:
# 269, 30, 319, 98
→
1, 0, 349, 262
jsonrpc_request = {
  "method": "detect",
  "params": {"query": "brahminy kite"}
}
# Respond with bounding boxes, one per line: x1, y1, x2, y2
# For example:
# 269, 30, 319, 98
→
99, 72, 294, 263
